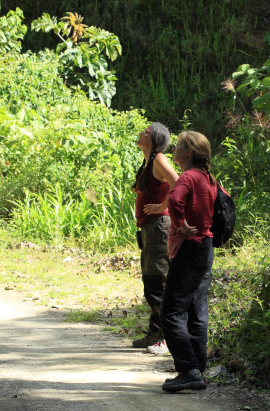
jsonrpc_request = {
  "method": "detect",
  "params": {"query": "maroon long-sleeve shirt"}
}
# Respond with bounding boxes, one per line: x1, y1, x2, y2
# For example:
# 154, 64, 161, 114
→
168, 168, 217, 258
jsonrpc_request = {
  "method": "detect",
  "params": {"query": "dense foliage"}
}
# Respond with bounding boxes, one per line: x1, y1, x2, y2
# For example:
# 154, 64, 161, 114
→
212, 58, 270, 241
1, 0, 268, 135
0, 7, 27, 53
209, 57, 270, 386
210, 239, 270, 387
0, 8, 147, 248
31, 12, 122, 105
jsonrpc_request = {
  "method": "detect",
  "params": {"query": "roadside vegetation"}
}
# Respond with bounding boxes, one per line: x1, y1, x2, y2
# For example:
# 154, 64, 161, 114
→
0, 6, 269, 388
1, 0, 268, 135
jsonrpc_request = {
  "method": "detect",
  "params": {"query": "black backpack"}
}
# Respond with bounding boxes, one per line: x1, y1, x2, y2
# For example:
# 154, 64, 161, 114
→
211, 184, 236, 247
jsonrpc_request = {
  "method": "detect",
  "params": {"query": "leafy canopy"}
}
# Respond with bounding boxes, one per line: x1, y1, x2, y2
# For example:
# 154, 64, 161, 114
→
0, 8, 27, 54
31, 12, 122, 106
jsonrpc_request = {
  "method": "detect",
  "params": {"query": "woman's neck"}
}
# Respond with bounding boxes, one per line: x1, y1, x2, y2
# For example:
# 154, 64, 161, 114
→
182, 162, 205, 173
141, 147, 152, 163
181, 159, 194, 172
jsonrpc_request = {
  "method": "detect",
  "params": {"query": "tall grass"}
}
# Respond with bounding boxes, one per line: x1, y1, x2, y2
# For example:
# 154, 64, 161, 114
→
11, 183, 137, 250
210, 238, 270, 386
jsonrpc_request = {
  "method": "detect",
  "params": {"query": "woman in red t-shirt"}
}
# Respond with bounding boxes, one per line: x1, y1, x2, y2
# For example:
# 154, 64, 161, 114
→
161, 130, 217, 392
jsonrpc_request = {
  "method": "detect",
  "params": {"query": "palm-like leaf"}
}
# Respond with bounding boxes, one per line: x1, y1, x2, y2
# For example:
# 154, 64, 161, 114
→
61, 12, 87, 43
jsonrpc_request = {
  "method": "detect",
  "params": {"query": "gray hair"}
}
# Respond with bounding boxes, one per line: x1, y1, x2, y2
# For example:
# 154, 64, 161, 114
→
150, 122, 170, 155
134, 122, 170, 191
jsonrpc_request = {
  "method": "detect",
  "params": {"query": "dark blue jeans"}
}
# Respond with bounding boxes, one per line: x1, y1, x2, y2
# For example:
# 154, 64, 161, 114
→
161, 238, 214, 373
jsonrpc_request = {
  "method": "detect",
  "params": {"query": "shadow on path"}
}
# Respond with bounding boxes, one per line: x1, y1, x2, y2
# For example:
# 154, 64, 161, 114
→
0, 289, 243, 411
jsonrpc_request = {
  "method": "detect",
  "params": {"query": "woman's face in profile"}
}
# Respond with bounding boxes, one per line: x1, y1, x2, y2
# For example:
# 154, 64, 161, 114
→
137, 127, 153, 150
173, 142, 190, 169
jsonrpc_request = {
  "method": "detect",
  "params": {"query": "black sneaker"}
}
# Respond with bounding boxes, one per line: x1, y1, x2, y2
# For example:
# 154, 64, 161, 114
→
162, 369, 206, 392
165, 376, 177, 383
132, 333, 160, 348
165, 372, 205, 383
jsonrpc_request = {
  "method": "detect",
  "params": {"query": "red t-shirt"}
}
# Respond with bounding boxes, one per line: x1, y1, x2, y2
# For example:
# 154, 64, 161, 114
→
168, 168, 217, 257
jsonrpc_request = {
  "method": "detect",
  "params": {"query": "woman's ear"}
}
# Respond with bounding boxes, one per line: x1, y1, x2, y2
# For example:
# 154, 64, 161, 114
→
185, 149, 193, 159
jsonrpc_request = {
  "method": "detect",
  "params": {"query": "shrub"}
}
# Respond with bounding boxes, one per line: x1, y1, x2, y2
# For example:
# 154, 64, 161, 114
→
31, 11, 122, 106
0, 51, 147, 247
212, 56, 270, 243
0, 8, 27, 54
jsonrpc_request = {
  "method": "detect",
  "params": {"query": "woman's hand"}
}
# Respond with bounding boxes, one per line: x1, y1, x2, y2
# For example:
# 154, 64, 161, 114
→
143, 203, 164, 215
177, 220, 198, 236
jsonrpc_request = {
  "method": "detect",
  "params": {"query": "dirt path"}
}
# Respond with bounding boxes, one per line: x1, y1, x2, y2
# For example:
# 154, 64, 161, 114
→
0, 289, 268, 411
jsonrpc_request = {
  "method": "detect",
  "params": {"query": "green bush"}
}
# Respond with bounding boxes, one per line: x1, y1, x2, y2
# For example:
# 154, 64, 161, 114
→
0, 50, 69, 113
0, 11, 146, 246
0, 8, 27, 54
210, 239, 270, 386
212, 56, 270, 242
0, 88, 147, 221
212, 122, 270, 243
31, 11, 122, 106
207, 54, 270, 386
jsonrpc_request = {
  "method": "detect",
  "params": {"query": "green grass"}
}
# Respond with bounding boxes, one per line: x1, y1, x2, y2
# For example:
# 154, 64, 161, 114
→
0, 229, 143, 309
208, 238, 270, 386
0, 228, 149, 338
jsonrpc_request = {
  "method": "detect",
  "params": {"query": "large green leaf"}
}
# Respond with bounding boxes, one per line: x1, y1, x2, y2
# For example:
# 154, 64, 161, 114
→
31, 13, 58, 33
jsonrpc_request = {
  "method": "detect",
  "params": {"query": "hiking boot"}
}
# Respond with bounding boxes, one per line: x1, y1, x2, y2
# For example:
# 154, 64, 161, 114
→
165, 372, 204, 383
146, 339, 169, 355
162, 369, 206, 392
132, 333, 160, 348
165, 376, 177, 383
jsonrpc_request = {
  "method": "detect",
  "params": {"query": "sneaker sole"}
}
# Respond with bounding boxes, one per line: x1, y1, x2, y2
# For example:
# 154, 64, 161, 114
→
162, 381, 206, 392
133, 343, 160, 348
147, 351, 168, 355
132, 344, 149, 348
132, 337, 160, 349
146, 352, 168, 355
165, 375, 205, 383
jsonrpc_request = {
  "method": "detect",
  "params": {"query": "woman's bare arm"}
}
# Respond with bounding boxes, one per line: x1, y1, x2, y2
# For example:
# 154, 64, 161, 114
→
153, 153, 179, 188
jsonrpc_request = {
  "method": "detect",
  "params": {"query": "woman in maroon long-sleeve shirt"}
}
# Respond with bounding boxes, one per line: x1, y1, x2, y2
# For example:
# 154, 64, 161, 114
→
161, 130, 217, 392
